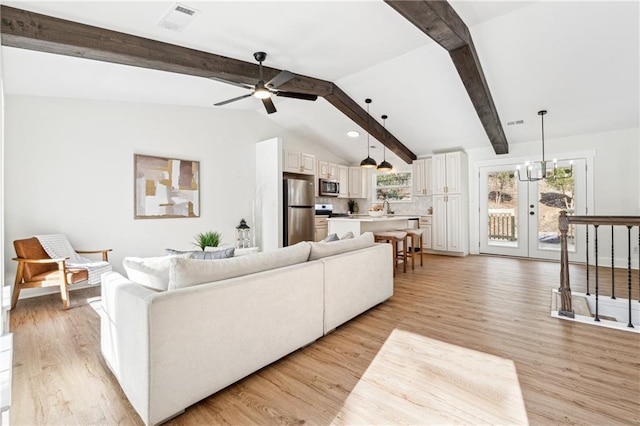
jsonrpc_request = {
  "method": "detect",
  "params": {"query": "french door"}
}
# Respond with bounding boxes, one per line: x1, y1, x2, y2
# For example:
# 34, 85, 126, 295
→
479, 159, 587, 261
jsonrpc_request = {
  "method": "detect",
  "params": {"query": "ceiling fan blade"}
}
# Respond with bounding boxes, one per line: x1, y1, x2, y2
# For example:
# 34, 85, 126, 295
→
266, 70, 294, 89
208, 76, 253, 90
262, 97, 277, 114
214, 93, 253, 106
275, 91, 318, 101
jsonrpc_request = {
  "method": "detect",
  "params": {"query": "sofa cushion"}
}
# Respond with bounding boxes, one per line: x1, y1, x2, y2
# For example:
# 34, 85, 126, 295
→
168, 241, 311, 290
322, 233, 339, 242
123, 254, 192, 291
308, 232, 375, 261
165, 247, 235, 260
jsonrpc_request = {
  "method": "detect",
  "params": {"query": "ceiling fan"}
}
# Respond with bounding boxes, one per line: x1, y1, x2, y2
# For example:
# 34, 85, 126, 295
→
212, 51, 318, 114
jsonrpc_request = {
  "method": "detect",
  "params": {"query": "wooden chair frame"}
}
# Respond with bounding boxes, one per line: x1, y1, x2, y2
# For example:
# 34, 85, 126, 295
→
12, 246, 111, 310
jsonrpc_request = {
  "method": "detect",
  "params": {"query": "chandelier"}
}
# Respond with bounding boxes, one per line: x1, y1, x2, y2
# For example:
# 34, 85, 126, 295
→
516, 110, 573, 182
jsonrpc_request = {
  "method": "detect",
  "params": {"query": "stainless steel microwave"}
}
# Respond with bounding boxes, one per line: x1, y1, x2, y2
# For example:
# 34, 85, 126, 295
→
319, 179, 340, 197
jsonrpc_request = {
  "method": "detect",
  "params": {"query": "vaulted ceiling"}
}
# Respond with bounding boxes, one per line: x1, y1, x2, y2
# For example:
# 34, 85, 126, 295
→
2, 1, 638, 167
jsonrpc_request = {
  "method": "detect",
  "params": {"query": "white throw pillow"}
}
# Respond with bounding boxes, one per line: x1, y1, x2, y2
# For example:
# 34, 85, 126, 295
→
169, 241, 311, 290
308, 232, 374, 261
122, 254, 192, 291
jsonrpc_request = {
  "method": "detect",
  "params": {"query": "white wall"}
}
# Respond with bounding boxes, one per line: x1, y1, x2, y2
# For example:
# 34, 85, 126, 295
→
467, 127, 640, 266
3, 95, 339, 281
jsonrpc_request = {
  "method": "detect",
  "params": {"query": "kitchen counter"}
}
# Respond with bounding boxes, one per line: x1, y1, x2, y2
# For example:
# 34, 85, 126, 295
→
328, 215, 417, 236
328, 215, 419, 222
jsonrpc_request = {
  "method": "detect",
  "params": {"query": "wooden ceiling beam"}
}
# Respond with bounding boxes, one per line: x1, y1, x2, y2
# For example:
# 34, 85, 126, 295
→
385, 0, 509, 155
325, 86, 416, 163
0, 5, 417, 163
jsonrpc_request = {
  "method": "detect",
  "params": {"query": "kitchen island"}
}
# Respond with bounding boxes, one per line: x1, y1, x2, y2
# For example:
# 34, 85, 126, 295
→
328, 215, 418, 237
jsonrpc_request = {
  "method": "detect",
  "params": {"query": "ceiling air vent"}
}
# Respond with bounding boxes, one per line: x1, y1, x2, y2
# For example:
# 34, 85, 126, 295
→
507, 120, 524, 126
157, 3, 200, 32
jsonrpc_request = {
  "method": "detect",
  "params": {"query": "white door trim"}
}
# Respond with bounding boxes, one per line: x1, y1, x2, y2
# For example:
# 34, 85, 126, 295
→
470, 150, 595, 256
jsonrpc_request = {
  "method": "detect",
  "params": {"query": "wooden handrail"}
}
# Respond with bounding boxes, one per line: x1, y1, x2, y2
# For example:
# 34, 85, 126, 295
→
566, 216, 640, 226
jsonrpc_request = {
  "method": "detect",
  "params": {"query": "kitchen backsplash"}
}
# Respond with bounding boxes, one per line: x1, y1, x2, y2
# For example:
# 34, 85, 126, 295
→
315, 196, 433, 215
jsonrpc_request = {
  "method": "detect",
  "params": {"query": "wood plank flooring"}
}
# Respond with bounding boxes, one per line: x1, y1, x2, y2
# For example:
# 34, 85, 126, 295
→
9, 255, 640, 425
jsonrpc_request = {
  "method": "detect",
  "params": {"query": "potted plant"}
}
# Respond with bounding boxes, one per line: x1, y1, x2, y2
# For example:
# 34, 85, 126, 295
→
193, 231, 221, 250
347, 199, 359, 214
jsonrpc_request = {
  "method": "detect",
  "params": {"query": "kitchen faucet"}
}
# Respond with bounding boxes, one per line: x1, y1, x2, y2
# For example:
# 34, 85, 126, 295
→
382, 200, 391, 214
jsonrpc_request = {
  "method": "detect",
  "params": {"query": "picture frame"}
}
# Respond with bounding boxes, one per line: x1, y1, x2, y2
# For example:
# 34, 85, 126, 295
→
134, 154, 200, 219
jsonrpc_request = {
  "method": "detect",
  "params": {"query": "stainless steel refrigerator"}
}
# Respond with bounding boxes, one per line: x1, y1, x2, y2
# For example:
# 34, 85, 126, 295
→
283, 178, 315, 246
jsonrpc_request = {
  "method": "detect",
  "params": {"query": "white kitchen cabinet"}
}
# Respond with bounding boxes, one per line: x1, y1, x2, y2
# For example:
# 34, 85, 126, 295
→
283, 150, 315, 175
348, 167, 363, 198
318, 161, 339, 180
433, 151, 464, 195
328, 163, 338, 180
338, 165, 349, 198
419, 216, 432, 249
433, 194, 467, 254
431, 151, 468, 255
412, 158, 432, 196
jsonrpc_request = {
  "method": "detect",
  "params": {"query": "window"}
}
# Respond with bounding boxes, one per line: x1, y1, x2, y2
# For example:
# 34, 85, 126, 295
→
374, 171, 412, 202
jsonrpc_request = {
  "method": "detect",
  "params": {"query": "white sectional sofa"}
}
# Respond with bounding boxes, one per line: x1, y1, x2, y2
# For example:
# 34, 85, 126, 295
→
100, 233, 393, 425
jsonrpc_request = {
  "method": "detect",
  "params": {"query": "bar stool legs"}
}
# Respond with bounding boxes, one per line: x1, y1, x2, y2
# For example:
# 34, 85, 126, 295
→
401, 228, 424, 269
374, 231, 408, 275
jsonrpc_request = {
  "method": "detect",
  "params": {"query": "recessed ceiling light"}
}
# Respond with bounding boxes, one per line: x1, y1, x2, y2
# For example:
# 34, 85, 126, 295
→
347, 130, 360, 138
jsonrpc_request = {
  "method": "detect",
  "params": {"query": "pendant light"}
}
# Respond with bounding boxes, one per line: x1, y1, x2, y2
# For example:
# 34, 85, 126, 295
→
377, 114, 393, 172
360, 98, 377, 168
516, 109, 573, 182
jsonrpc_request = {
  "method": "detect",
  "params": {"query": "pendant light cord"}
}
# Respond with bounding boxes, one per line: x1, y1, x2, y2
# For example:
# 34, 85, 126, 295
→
366, 101, 371, 156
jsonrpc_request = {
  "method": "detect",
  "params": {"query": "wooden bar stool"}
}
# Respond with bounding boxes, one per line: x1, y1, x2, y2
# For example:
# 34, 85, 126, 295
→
401, 228, 424, 269
373, 231, 408, 276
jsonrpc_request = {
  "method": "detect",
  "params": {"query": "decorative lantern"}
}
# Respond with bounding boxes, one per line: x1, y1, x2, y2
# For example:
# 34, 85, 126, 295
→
236, 218, 252, 248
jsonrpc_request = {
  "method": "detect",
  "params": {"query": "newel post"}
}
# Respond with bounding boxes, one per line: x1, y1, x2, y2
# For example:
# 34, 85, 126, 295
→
558, 211, 574, 317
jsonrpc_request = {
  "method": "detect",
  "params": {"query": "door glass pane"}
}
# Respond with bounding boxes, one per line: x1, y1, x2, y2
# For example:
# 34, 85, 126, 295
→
537, 162, 576, 252
486, 171, 519, 247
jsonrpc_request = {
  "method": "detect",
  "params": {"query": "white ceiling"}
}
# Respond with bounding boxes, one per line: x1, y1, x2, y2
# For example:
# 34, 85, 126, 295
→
2, 1, 638, 165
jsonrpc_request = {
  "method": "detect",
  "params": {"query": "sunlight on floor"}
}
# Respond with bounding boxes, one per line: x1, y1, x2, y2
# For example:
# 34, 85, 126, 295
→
332, 328, 529, 425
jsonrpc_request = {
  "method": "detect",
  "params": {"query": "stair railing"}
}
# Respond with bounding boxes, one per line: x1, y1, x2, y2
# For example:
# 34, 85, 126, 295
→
558, 211, 640, 328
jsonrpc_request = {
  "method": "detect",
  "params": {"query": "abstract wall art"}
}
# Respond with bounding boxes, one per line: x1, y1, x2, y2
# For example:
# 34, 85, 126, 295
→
134, 154, 200, 219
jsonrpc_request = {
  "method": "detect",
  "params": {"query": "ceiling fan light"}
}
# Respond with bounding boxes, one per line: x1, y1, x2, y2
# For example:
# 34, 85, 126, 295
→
377, 160, 393, 172
360, 156, 377, 168
254, 87, 271, 99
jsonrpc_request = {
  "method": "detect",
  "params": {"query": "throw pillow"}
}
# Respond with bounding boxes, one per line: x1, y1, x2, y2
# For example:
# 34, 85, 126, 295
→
168, 241, 311, 290
123, 254, 192, 291
308, 232, 375, 261
341, 231, 355, 240
322, 233, 340, 243
165, 247, 235, 260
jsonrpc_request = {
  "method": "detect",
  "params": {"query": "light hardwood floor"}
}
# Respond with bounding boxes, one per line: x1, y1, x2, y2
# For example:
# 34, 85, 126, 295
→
9, 255, 640, 425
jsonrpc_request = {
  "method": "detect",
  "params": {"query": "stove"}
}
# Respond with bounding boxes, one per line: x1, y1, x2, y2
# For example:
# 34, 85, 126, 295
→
315, 203, 333, 215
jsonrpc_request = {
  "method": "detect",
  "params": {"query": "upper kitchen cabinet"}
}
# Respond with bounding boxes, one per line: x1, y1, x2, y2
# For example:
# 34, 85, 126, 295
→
412, 158, 432, 197
432, 151, 466, 194
284, 150, 315, 175
338, 165, 349, 198
318, 161, 339, 180
347, 167, 370, 199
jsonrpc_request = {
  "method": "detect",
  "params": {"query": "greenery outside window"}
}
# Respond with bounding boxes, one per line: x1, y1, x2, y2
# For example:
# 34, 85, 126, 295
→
375, 171, 412, 202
